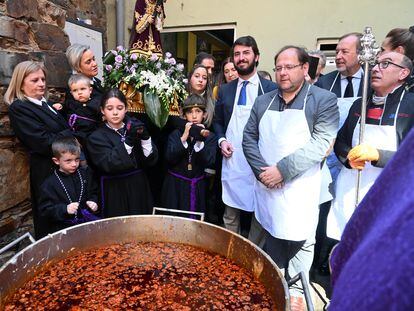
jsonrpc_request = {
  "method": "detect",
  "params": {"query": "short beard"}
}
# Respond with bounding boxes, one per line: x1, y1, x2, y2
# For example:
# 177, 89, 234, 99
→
235, 61, 256, 76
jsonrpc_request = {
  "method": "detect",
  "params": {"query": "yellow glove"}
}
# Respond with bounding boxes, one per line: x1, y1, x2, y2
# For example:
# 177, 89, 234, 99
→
349, 159, 366, 170
347, 144, 380, 162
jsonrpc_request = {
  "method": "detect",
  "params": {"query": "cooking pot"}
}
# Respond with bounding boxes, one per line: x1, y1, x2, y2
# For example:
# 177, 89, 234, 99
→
0, 216, 290, 310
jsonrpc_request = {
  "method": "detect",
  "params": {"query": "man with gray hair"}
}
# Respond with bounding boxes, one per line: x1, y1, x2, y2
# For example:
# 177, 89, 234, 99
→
313, 33, 365, 274
243, 45, 338, 310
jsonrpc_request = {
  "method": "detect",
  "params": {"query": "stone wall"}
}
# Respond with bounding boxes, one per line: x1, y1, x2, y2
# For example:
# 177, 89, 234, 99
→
0, 0, 107, 265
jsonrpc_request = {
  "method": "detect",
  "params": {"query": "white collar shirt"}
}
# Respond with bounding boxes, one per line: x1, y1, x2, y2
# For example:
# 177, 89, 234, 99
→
235, 72, 260, 107
340, 67, 363, 98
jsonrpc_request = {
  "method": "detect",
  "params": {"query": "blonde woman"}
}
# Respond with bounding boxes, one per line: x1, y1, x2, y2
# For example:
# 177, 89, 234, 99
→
5, 61, 73, 239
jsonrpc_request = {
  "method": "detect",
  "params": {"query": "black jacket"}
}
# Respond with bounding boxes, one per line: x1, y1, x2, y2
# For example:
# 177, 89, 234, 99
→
334, 86, 414, 168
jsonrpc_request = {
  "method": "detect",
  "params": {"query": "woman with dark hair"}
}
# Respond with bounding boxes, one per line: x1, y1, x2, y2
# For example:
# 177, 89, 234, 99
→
187, 64, 215, 128
213, 57, 239, 99
5, 61, 73, 239
86, 88, 157, 217
382, 26, 414, 91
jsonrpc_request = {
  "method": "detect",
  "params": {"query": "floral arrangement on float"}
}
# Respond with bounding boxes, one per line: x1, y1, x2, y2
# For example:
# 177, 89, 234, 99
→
103, 46, 188, 128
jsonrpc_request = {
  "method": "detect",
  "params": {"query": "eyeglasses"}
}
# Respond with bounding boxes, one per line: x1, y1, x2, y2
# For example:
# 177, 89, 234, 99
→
375, 60, 406, 70
273, 64, 303, 72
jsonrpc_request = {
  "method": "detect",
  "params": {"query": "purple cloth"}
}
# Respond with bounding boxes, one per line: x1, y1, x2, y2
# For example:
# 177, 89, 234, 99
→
68, 114, 96, 131
329, 128, 414, 310
65, 208, 101, 225
168, 170, 205, 217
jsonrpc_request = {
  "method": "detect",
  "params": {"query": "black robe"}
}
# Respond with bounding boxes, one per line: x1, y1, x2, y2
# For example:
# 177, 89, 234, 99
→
161, 129, 216, 215
86, 123, 158, 217
133, 113, 214, 206
38, 167, 99, 234
63, 77, 104, 118
8, 99, 73, 239
66, 96, 102, 147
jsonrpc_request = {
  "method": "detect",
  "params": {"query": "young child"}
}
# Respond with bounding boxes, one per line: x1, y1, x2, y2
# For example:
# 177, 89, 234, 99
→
86, 88, 158, 217
161, 94, 216, 216
38, 137, 100, 235
65, 74, 102, 145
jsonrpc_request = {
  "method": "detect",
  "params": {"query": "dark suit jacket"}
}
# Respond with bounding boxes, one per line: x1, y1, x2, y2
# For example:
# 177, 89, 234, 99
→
213, 76, 277, 139
315, 70, 365, 97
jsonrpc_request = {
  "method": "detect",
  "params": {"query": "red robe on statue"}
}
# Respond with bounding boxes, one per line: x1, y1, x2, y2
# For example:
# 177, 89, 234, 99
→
129, 0, 165, 57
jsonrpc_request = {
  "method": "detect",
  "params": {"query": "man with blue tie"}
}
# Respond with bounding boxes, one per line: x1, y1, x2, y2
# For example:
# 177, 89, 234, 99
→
213, 35, 277, 237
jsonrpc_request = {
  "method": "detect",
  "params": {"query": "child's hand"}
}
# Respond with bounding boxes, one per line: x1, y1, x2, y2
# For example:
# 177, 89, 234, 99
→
86, 201, 98, 212
52, 103, 63, 111
67, 202, 79, 214
181, 122, 192, 143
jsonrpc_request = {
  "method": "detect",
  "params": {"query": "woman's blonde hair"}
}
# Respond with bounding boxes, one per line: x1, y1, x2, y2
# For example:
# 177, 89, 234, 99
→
66, 44, 90, 73
4, 61, 47, 105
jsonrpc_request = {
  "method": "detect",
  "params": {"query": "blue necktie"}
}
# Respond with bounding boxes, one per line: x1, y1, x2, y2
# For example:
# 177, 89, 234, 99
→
237, 81, 249, 105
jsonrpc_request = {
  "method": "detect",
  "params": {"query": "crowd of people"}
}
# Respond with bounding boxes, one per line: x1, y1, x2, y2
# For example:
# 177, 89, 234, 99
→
4, 25, 414, 310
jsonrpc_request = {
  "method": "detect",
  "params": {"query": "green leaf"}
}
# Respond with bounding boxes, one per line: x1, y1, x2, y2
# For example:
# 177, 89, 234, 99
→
143, 87, 169, 128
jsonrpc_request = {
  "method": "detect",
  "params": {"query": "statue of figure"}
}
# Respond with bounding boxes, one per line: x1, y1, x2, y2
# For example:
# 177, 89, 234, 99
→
129, 0, 166, 57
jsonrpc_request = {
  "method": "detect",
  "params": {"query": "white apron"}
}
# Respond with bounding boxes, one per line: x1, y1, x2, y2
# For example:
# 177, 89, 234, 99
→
329, 71, 360, 130
319, 161, 333, 204
254, 85, 321, 241
221, 81, 264, 212
327, 92, 403, 240
321, 73, 360, 202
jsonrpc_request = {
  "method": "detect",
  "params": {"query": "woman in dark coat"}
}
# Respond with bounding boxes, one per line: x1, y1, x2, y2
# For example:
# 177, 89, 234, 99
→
5, 61, 73, 239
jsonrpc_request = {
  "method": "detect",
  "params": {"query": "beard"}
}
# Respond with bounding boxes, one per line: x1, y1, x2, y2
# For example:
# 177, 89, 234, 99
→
235, 60, 256, 76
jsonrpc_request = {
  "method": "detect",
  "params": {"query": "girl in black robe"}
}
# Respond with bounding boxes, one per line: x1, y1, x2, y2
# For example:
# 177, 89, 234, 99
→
86, 89, 157, 217
161, 94, 216, 216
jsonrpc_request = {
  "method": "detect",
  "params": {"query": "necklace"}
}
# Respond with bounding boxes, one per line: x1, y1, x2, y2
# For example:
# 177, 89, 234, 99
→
106, 122, 126, 142
188, 139, 195, 171
54, 169, 84, 204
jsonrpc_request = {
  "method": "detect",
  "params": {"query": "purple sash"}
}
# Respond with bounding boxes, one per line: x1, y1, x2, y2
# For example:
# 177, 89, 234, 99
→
65, 208, 101, 225
168, 170, 205, 215
68, 114, 96, 131
100, 169, 143, 212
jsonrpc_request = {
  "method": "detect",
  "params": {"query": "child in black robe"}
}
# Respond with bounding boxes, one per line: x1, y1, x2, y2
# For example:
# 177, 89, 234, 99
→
86, 89, 158, 217
38, 137, 100, 235
66, 74, 102, 140
161, 94, 216, 216
53, 74, 102, 147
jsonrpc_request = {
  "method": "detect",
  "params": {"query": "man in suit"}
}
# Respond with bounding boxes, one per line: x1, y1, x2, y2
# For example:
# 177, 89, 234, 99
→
243, 46, 338, 310
213, 35, 277, 237
313, 32, 364, 274
316, 32, 364, 98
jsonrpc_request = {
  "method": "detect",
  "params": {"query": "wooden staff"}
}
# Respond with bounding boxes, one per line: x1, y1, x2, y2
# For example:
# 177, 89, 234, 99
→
355, 27, 380, 206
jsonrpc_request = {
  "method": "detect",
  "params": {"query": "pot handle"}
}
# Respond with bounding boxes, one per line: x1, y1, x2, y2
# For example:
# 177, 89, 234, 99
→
152, 207, 205, 221
0, 232, 36, 256
287, 271, 314, 311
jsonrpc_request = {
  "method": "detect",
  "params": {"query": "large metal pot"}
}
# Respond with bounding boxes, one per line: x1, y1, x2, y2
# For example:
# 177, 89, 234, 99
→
0, 216, 290, 310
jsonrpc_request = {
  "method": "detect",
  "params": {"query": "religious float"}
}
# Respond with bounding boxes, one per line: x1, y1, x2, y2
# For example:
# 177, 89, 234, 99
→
103, 48, 187, 129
